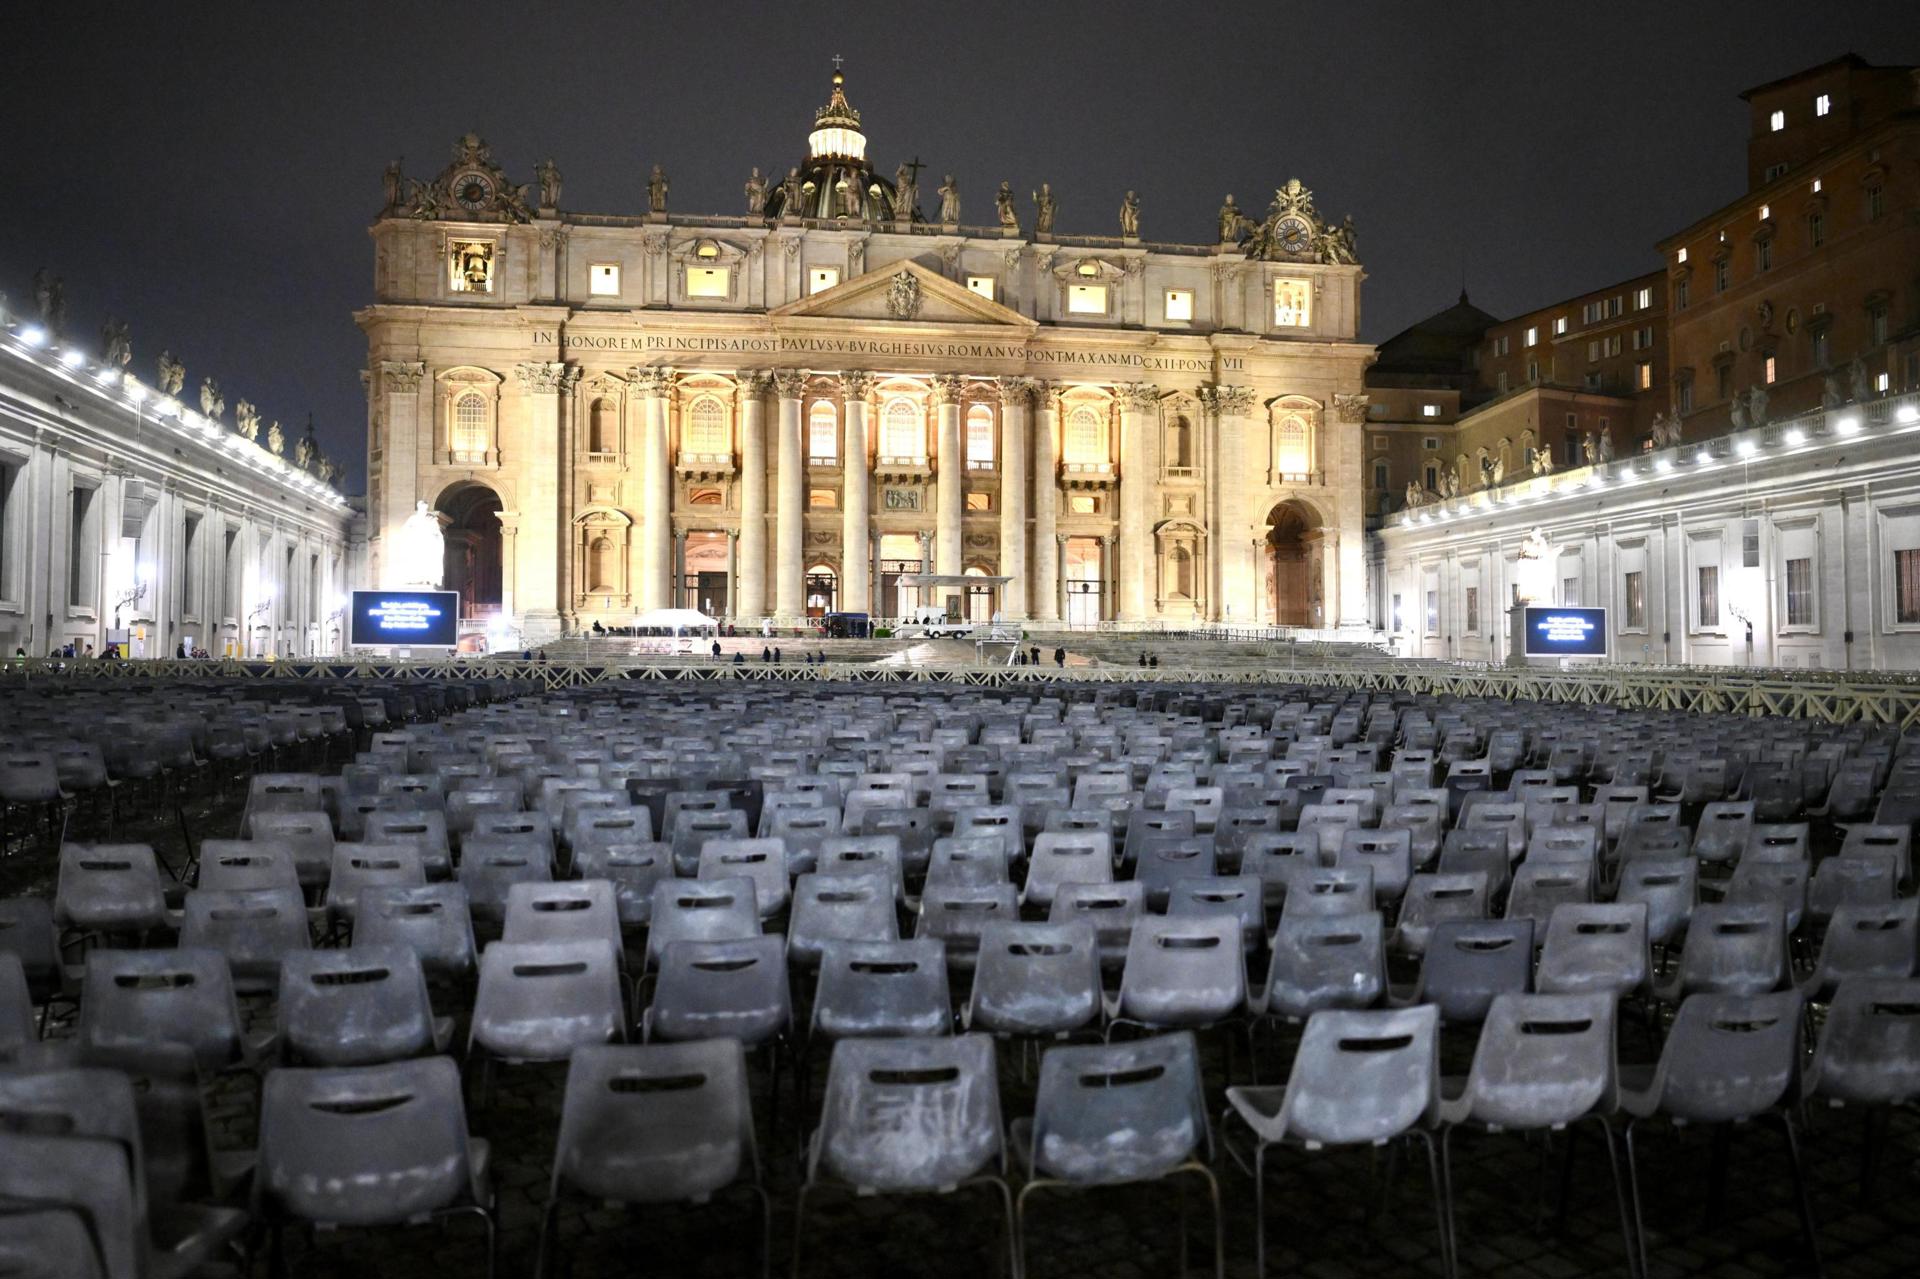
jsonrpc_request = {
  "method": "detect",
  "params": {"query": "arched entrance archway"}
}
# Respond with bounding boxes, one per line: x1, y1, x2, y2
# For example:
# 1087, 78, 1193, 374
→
1265, 500, 1322, 628
438, 483, 503, 619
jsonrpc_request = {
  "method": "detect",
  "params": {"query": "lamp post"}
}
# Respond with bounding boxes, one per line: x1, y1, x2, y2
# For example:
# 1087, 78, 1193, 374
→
113, 564, 152, 656
248, 595, 273, 658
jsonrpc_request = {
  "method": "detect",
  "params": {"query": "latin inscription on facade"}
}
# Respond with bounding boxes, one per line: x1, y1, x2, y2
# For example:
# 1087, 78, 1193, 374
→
530, 331, 1242, 374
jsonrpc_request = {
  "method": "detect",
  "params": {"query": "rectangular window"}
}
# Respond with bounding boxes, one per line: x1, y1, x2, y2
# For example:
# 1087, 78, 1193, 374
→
1524, 326, 1539, 348
1420, 404, 1439, 418
1422, 437, 1439, 450
1424, 590, 1438, 634
1675, 278, 1690, 310
685, 267, 730, 298
965, 409, 995, 467
1624, 571, 1646, 629
1764, 355, 1778, 385
1371, 436, 1388, 453
1713, 259, 1729, 292
1743, 521, 1761, 568
1068, 494, 1100, 515
965, 275, 995, 301
1464, 586, 1479, 634
1809, 211, 1825, 247
1634, 286, 1653, 310
1760, 204, 1771, 222
1677, 247, 1689, 264
1163, 289, 1194, 322
1677, 377, 1694, 413
1272, 279, 1311, 327
1637, 361, 1653, 391
1812, 328, 1830, 367
1392, 593, 1403, 633
1815, 93, 1831, 117
1785, 557, 1813, 626
808, 267, 841, 295
1877, 371, 1890, 393
1769, 109, 1786, 132
448, 239, 495, 294
1553, 316, 1569, 336
1587, 340, 1600, 363
964, 491, 992, 512
1757, 239, 1772, 273
1526, 359, 1539, 383
1497, 370, 1509, 393
1868, 186, 1885, 221
1697, 565, 1720, 628
68, 486, 97, 609
808, 488, 837, 510
1561, 576, 1580, 607
1898, 550, 1920, 624
1066, 284, 1108, 314
1868, 303, 1889, 347
588, 263, 621, 296
1492, 335, 1510, 356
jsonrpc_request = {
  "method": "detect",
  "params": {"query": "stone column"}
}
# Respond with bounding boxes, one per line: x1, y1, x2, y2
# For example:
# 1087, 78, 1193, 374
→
840, 371, 874, 613
725, 529, 739, 618
673, 530, 688, 608
376, 361, 425, 589
997, 378, 1031, 619
1102, 533, 1119, 622
513, 361, 574, 635
496, 512, 519, 620
1332, 393, 1371, 630
1200, 383, 1257, 622
934, 375, 965, 579
634, 367, 675, 611
1054, 533, 1068, 622
1117, 382, 1158, 621
1031, 383, 1060, 622
771, 370, 806, 620
736, 372, 770, 619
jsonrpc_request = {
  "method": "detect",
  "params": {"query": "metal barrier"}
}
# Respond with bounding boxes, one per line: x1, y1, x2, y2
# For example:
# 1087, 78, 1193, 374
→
10, 656, 1920, 727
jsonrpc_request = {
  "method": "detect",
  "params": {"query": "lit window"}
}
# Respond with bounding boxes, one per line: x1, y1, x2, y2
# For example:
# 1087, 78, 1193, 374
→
1785, 558, 1813, 626
696, 241, 720, 259
1063, 406, 1107, 464
807, 401, 837, 462
965, 403, 995, 467
449, 240, 495, 294
1420, 404, 1440, 418
1637, 361, 1653, 391
1274, 414, 1311, 475
1698, 565, 1720, 627
452, 392, 489, 455
1899, 550, 1920, 624
1524, 326, 1539, 347
1624, 571, 1646, 629
684, 398, 728, 454
1634, 286, 1652, 309
1877, 372, 1891, 393
1769, 109, 1786, 132
1163, 289, 1194, 322
1066, 284, 1108, 314
880, 398, 923, 460
1552, 316, 1569, 336
1764, 355, 1777, 385
965, 276, 995, 301
808, 488, 837, 509
1759, 204, 1770, 221
1272, 279, 1311, 327
1811, 178, 1822, 194
1815, 93, 1831, 117
964, 492, 991, 511
686, 267, 730, 298
808, 267, 840, 295
1677, 247, 1688, 264
588, 263, 621, 296
1068, 495, 1099, 515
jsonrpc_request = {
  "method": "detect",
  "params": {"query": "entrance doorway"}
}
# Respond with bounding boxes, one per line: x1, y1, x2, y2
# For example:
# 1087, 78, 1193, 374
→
1266, 501, 1319, 628
1064, 537, 1105, 627
877, 533, 924, 619
439, 483, 503, 618
805, 565, 837, 619
680, 531, 730, 617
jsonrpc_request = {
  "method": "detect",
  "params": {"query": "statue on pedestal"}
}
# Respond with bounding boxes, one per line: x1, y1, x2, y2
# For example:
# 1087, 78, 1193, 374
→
101, 319, 131, 367
535, 158, 562, 210
157, 351, 184, 395
1119, 190, 1140, 239
891, 163, 917, 221
1746, 384, 1768, 428
743, 167, 767, 216
937, 174, 960, 224
1404, 480, 1425, 510
1032, 183, 1057, 235
266, 420, 285, 456
647, 165, 669, 215
995, 182, 1018, 233
234, 400, 260, 441
1729, 390, 1750, 432
1823, 372, 1845, 409
397, 501, 445, 588
381, 160, 403, 214
199, 378, 225, 421
1851, 356, 1872, 402
1597, 425, 1615, 462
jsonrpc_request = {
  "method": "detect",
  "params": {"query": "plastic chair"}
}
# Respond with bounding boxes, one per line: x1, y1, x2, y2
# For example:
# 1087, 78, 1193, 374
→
1167, 874, 1265, 949
811, 938, 952, 1040
1394, 871, 1491, 957
1111, 914, 1247, 1034
1336, 828, 1413, 901
0, 1208, 107, 1279
0, 950, 33, 1058
696, 839, 792, 919
644, 935, 792, 1050
1403, 917, 1533, 1024
646, 877, 761, 968
1808, 854, 1897, 925
1619, 991, 1817, 1278
245, 813, 335, 891
256, 1057, 494, 1277
1726, 860, 1811, 935
537, 1040, 769, 1279
1536, 902, 1651, 999
1504, 862, 1593, 931
502, 880, 622, 957
1225, 1005, 1448, 1277
1804, 976, 1920, 1109
1260, 910, 1386, 1022
1656, 902, 1790, 1001
324, 844, 428, 928
1690, 801, 1756, 865
470, 939, 624, 1068
0, 1130, 142, 1279
277, 944, 450, 1065
1013, 1032, 1221, 1278
1023, 830, 1114, 909
78, 946, 262, 1074
1049, 881, 1145, 971
916, 881, 1019, 972
1800, 900, 1919, 1001
194, 841, 302, 894
1613, 857, 1696, 948
1278, 864, 1375, 922
53, 843, 169, 938
459, 835, 554, 923
1438, 993, 1635, 1274
354, 882, 477, 982
965, 919, 1102, 1039
177, 886, 309, 993
795, 1034, 1012, 1277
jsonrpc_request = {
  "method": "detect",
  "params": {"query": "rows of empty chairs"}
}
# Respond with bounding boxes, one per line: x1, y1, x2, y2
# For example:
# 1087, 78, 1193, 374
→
4, 678, 1920, 1276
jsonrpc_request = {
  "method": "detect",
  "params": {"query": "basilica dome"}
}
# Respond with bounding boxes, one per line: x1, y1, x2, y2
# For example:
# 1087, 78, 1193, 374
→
761, 70, 913, 223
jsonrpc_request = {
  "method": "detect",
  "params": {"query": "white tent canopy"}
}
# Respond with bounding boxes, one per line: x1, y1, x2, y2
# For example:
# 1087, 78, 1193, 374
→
891, 573, 1014, 587
630, 607, 718, 630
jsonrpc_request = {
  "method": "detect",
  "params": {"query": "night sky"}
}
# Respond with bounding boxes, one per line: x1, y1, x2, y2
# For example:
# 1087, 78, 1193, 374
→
4, 2, 1914, 490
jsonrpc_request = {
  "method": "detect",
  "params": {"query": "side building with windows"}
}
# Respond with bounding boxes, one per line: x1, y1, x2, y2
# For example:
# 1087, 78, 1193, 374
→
358, 69, 1374, 640
0, 302, 358, 657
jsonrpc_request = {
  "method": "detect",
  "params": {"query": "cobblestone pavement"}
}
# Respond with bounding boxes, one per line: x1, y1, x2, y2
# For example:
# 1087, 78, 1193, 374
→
10, 764, 1918, 1279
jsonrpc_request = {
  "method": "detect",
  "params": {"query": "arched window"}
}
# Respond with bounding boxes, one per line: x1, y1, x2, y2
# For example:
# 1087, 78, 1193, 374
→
807, 401, 837, 462
1064, 405, 1107, 464
452, 392, 488, 456
965, 403, 995, 468
1275, 414, 1312, 477
684, 398, 728, 455
587, 536, 615, 593
588, 398, 616, 454
1170, 545, 1194, 598
1166, 414, 1194, 470
881, 398, 922, 460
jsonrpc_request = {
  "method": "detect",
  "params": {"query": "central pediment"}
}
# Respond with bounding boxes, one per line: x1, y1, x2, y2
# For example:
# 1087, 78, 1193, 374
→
768, 259, 1036, 329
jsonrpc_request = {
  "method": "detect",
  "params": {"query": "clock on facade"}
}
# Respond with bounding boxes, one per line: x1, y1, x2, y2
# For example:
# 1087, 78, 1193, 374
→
453, 171, 495, 212
1277, 216, 1311, 255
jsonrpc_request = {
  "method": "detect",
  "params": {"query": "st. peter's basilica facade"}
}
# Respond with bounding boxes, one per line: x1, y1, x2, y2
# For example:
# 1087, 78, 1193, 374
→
358, 70, 1372, 639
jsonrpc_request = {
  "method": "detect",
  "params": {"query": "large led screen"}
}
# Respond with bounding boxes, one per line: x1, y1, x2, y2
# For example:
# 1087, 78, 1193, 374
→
350, 590, 460, 648
1522, 606, 1608, 657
